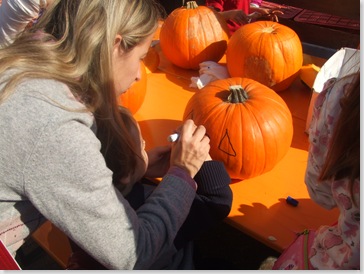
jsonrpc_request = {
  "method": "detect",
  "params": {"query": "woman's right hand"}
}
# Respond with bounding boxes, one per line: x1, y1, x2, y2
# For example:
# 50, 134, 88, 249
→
170, 119, 210, 178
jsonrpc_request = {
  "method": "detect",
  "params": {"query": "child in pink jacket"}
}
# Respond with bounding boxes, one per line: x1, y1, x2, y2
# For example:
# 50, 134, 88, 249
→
273, 69, 360, 270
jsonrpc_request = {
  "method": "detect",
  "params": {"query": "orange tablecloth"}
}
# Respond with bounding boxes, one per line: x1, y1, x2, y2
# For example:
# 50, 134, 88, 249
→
32, 44, 338, 267
135, 44, 339, 253
226, 148, 339, 252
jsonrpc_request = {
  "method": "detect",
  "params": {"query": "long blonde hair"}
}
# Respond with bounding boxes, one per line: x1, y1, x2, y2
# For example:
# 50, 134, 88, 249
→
0, 0, 163, 178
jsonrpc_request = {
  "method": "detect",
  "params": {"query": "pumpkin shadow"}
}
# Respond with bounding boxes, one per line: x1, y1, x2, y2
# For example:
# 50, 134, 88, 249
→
228, 197, 339, 251
153, 43, 199, 91
153, 42, 227, 92
187, 40, 227, 70
155, 65, 199, 93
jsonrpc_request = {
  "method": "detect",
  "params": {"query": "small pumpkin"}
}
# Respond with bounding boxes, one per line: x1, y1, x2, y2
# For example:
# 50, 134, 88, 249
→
183, 77, 293, 180
118, 61, 147, 114
226, 21, 303, 92
159, 1, 229, 70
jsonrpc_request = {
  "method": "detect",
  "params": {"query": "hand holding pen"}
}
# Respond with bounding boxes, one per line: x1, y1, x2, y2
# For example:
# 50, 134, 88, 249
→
167, 119, 210, 178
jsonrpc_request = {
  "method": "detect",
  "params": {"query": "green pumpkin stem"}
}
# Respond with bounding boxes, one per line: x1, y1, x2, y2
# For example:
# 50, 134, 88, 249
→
227, 85, 249, 103
186, 1, 198, 9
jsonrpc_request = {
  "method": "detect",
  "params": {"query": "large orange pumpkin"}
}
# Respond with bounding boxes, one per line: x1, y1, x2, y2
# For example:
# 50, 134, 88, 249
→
159, 1, 229, 70
117, 61, 147, 114
183, 77, 293, 180
226, 21, 303, 92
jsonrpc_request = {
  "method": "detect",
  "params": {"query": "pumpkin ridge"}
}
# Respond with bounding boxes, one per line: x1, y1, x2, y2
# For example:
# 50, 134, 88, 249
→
264, 109, 292, 165
187, 12, 193, 67
198, 9, 209, 61
276, 38, 286, 81
234, 85, 290, 173
207, 10, 226, 46
246, 92, 291, 119
239, 102, 265, 175
205, 13, 215, 45
243, 98, 283, 172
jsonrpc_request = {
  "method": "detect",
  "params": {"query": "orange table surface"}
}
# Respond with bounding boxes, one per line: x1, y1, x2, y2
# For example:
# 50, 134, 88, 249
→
136, 44, 329, 152
32, 45, 338, 267
135, 45, 339, 253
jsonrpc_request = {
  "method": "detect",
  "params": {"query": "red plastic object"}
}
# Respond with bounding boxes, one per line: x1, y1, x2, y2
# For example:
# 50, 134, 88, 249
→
0, 240, 21, 270
294, 9, 360, 30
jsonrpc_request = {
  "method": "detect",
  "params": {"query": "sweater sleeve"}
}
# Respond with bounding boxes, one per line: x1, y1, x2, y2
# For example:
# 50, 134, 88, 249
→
124, 161, 232, 251
23, 114, 197, 270
173, 160, 232, 250
1, 77, 198, 270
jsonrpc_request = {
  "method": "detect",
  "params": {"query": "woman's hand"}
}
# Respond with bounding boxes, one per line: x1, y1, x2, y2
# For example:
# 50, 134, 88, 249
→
170, 119, 210, 178
145, 146, 171, 178
250, 7, 284, 22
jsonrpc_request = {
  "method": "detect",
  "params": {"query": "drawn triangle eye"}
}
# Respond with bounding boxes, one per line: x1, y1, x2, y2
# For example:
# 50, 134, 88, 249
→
218, 129, 236, 157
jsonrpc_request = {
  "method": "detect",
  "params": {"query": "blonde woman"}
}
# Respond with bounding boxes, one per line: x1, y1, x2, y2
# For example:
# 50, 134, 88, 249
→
0, 0, 212, 269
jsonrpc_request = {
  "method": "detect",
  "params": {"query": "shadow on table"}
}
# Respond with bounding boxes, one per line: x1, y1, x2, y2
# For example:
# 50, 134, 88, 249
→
228, 197, 338, 252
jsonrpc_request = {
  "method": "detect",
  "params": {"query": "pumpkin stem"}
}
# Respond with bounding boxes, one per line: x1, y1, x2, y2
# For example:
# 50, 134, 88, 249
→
227, 85, 249, 103
262, 26, 276, 34
186, 1, 198, 9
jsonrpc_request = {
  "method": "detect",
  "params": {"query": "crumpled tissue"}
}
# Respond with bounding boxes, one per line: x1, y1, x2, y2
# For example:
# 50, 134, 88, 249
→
190, 61, 230, 89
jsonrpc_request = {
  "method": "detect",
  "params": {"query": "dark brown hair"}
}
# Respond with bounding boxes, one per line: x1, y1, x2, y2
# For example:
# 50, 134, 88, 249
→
97, 107, 142, 184
319, 71, 360, 201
